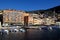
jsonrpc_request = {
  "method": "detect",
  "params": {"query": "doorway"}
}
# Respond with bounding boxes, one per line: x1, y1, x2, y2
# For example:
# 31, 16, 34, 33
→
24, 16, 28, 27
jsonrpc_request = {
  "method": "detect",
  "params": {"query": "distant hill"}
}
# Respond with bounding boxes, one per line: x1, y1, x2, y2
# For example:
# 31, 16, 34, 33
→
27, 5, 60, 14
46, 6, 60, 13
27, 6, 60, 22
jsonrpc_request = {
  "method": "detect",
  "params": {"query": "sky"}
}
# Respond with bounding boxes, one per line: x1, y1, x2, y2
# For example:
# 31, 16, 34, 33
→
0, 0, 60, 11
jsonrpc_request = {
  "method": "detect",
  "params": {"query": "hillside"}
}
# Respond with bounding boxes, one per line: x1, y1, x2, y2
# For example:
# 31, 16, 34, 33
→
27, 5, 60, 14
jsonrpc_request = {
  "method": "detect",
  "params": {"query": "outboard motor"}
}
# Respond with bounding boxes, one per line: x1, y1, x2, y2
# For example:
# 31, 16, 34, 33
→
0, 30, 2, 35
41, 27, 48, 31
19, 28, 25, 32
9, 29, 14, 33
4, 30, 9, 35
1, 29, 5, 36
14, 29, 19, 32
48, 27, 53, 30
39, 27, 42, 30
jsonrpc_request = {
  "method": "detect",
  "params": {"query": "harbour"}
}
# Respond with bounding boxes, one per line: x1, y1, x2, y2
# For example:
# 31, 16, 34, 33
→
0, 25, 60, 40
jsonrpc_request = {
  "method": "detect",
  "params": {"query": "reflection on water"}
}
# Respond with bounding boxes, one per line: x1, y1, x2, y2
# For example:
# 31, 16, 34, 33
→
0, 26, 60, 40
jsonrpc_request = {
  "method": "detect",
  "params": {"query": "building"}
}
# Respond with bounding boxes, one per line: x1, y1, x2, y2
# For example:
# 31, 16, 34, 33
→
3, 10, 29, 26
0, 9, 57, 27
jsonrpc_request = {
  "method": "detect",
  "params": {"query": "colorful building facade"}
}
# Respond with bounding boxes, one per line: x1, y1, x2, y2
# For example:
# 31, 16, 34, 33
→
2, 9, 56, 26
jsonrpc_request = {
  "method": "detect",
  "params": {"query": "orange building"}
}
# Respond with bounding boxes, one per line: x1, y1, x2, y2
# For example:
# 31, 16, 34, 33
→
3, 10, 30, 25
